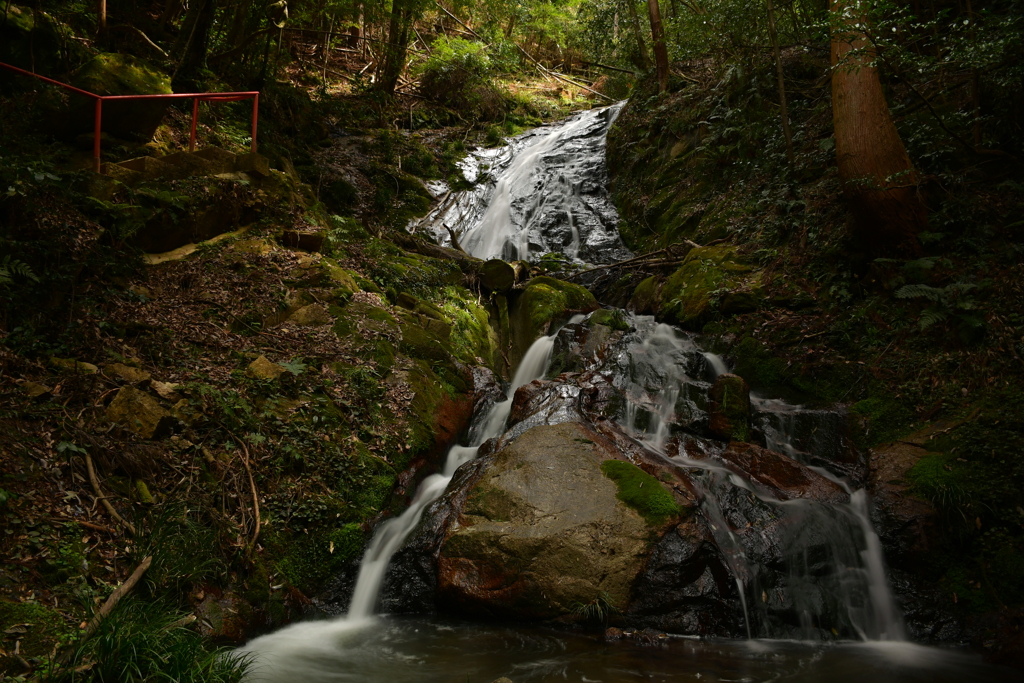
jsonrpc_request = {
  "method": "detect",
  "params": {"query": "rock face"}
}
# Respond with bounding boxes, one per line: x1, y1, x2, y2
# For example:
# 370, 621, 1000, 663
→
437, 422, 657, 619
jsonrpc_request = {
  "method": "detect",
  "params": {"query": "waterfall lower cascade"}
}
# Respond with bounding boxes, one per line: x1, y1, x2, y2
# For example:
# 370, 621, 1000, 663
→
411, 104, 632, 265
614, 318, 904, 641
346, 319, 581, 618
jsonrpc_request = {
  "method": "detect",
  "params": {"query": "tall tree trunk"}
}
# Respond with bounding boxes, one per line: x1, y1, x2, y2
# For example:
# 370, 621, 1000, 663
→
647, 0, 668, 93
173, 0, 218, 92
376, 0, 412, 95
830, 0, 927, 256
96, 0, 106, 35
627, 0, 651, 71
766, 0, 794, 166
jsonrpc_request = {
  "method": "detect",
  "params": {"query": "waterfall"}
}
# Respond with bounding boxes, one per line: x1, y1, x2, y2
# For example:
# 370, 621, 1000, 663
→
618, 317, 904, 641
346, 317, 582, 619
411, 103, 632, 265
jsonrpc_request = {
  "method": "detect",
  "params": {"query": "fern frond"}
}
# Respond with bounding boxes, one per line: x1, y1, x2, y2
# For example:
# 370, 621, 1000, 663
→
919, 308, 949, 330
895, 284, 943, 301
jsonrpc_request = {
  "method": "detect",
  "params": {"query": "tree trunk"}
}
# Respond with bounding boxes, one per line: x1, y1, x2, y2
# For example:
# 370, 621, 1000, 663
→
647, 0, 668, 93
376, 0, 413, 95
173, 0, 218, 92
97, 0, 106, 35
830, 0, 927, 256
627, 1, 650, 71
766, 0, 794, 166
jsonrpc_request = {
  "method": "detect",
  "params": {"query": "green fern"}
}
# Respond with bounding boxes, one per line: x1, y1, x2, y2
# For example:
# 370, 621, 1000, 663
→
0, 255, 39, 287
894, 283, 944, 302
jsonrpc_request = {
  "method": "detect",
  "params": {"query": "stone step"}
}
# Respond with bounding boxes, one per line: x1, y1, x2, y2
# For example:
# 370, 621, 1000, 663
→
108, 147, 270, 182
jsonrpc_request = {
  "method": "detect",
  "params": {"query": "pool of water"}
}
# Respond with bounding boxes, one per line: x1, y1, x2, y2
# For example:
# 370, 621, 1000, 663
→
236, 615, 1010, 683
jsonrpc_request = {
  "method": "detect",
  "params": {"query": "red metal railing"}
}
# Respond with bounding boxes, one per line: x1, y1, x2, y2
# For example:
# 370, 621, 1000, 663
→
1, 61, 259, 173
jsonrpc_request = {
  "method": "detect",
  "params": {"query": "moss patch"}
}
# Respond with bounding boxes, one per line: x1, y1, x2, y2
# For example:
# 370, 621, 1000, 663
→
600, 460, 682, 525
510, 276, 597, 358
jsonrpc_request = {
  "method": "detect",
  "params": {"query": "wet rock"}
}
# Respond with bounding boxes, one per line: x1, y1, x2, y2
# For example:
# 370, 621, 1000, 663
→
508, 276, 597, 365
437, 422, 651, 619
105, 386, 174, 439
288, 304, 332, 326
868, 441, 940, 571
196, 591, 255, 644
104, 362, 151, 385
714, 442, 848, 504
709, 373, 751, 442
604, 626, 624, 641
480, 259, 516, 292
499, 379, 587, 446
49, 357, 98, 374
246, 355, 286, 380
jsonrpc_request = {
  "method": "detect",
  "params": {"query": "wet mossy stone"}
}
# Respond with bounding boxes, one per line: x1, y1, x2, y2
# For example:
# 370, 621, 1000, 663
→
628, 275, 662, 314
105, 386, 175, 439
649, 245, 763, 330
509, 276, 598, 362
480, 259, 516, 292
68, 53, 172, 141
600, 459, 684, 525
589, 308, 630, 332
708, 373, 751, 443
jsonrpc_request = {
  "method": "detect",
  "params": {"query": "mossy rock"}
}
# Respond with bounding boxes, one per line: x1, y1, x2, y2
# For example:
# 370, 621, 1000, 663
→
405, 361, 474, 464
0, 599, 72, 668
600, 459, 684, 525
509, 276, 598, 363
646, 245, 763, 330
480, 259, 516, 292
589, 308, 630, 332
68, 53, 172, 141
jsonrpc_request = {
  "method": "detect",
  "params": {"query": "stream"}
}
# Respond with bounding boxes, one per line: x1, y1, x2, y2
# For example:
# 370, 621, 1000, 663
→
236, 105, 1012, 681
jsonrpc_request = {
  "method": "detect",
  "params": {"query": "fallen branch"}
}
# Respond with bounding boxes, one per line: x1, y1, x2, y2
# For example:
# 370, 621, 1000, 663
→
85, 453, 136, 536
566, 241, 701, 279
106, 25, 167, 57
83, 557, 152, 637
235, 439, 261, 549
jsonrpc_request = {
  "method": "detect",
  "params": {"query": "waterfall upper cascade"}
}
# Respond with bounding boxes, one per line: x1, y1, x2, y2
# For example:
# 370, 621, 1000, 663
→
410, 103, 632, 265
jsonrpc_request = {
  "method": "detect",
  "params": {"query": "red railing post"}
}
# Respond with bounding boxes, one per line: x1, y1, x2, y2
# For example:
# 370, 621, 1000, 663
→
190, 97, 199, 153
251, 93, 259, 154
94, 98, 103, 174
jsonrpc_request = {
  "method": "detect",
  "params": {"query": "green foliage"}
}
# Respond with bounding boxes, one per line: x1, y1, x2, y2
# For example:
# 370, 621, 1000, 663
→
56, 598, 250, 683
895, 282, 985, 338
415, 36, 511, 117
0, 254, 38, 287
600, 460, 682, 524
570, 591, 620, 625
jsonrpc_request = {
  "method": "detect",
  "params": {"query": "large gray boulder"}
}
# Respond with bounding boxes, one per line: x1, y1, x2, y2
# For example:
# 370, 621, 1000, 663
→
436, 422, 670, 619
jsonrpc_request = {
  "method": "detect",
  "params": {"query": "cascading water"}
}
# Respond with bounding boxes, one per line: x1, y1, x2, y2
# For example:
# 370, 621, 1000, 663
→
231, 109, 1012, 683
615, 317, 904, 641
346, 319, 579, 618
410, 104, 631, 265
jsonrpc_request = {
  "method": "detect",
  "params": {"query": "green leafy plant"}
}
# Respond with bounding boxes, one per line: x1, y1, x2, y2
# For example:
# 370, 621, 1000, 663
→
0, 254, 38, 287
894, 282, 984, 333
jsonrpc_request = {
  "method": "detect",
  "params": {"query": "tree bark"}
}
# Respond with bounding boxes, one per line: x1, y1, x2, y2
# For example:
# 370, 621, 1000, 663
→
766, 0, 794, 166
830, 0, 927, 256
172, 0, 218, 92
627, 0, 651, 71
647, 0, 669, 93
376, 0, 413, 95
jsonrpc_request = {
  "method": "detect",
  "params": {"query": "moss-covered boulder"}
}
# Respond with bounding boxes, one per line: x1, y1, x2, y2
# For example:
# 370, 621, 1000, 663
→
68, 53, 172, 141
509, 276, 598, 364
629, 246, 763, 330
479, 259, 516, 292
436, 422, 662, 619
708, 373, 751, 442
